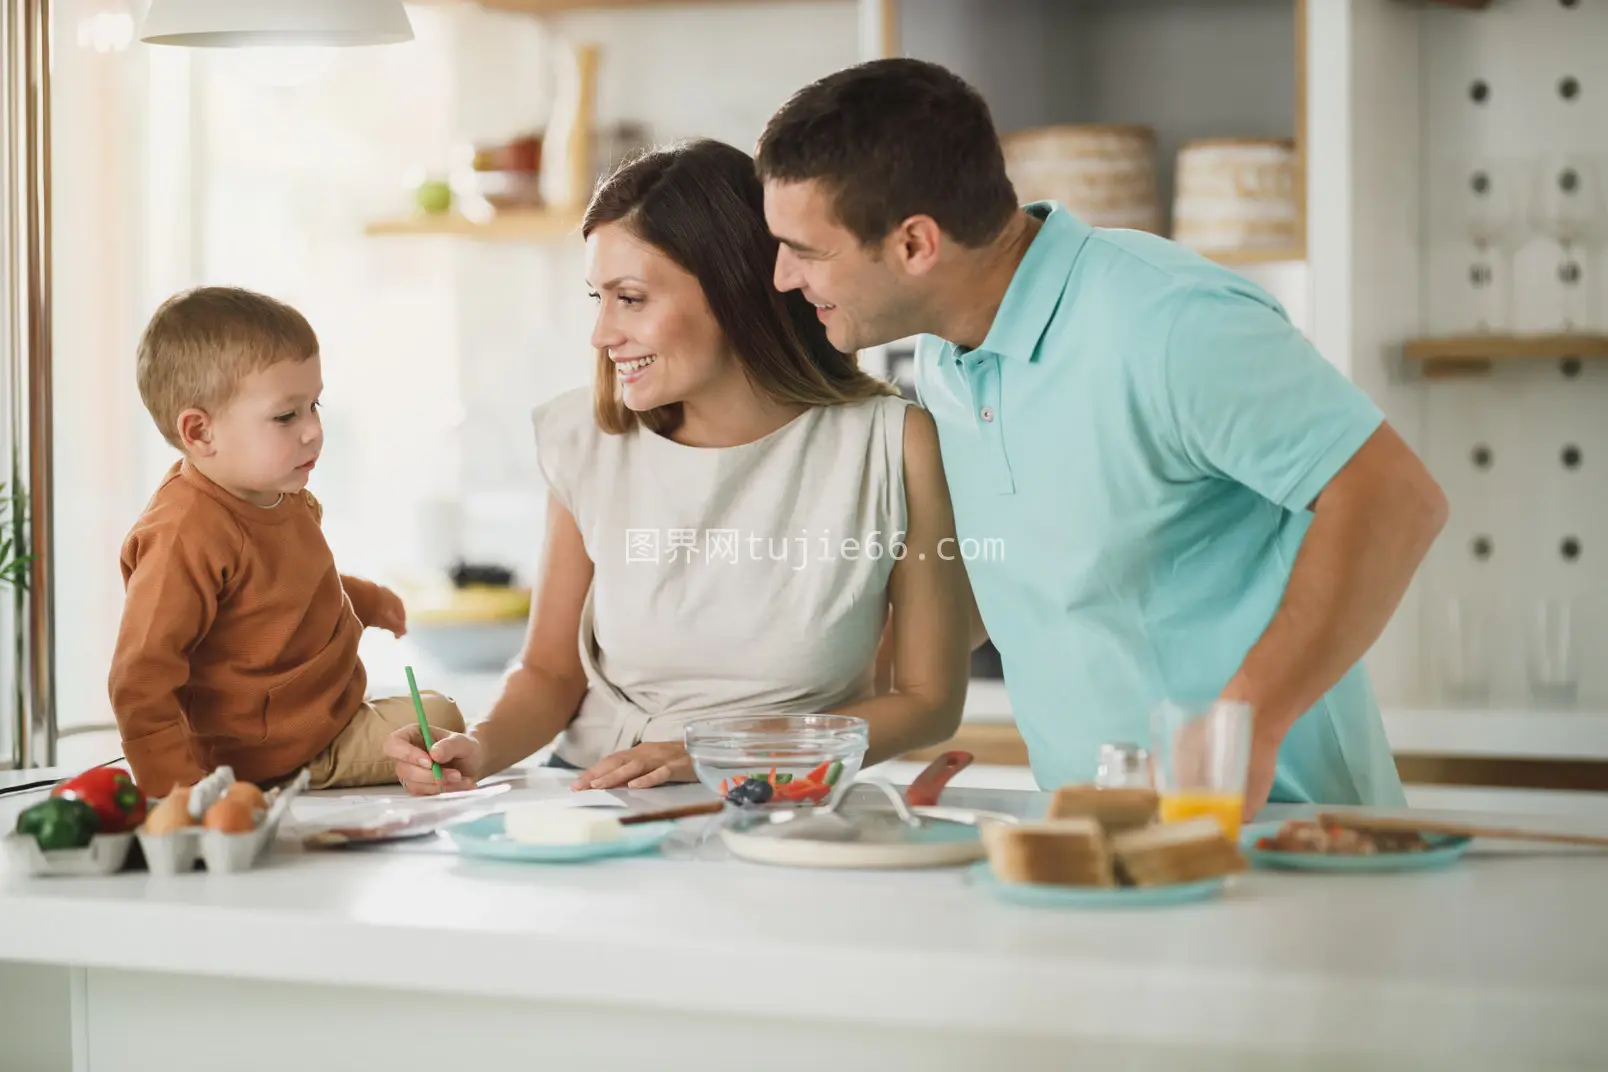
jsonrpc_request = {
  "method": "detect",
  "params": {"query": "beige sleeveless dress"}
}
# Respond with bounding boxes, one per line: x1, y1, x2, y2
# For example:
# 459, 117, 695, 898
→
531, 386, 914, 767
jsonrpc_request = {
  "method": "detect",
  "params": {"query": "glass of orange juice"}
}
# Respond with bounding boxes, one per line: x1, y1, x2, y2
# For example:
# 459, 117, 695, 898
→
1150, 699, 1252, 838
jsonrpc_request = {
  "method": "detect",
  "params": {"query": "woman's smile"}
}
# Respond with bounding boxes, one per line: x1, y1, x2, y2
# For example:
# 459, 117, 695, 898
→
614, 353, 658, 384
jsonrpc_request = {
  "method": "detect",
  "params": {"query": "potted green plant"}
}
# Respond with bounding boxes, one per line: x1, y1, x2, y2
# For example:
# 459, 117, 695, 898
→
0, 481, 29, 590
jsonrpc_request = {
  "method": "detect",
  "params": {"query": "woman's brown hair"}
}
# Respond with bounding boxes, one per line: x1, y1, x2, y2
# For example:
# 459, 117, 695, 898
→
582, 138, 897, 436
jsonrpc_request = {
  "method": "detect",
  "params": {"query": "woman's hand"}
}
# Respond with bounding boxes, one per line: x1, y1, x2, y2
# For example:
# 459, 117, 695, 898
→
572, 742, 693, 790
382, 723, 483, 796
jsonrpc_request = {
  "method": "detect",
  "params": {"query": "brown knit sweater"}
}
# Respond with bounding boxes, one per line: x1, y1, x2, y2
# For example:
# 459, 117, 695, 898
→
109, 460, 380, 795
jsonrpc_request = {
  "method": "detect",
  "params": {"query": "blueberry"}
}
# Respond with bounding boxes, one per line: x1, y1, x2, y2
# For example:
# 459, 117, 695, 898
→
725, 779, 774, 806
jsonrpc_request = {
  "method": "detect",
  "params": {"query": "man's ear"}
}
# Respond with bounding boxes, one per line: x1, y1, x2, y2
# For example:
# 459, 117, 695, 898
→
177, 408, 214, 456
887, 215, 943, 278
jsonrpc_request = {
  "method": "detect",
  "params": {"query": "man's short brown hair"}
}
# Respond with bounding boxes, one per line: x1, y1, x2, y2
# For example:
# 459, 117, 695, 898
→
756, 57, 1019, 248
136, 286, 319, 448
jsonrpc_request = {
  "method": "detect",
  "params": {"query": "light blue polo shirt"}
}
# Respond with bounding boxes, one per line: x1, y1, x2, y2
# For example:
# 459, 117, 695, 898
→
916, 201, 1406, 808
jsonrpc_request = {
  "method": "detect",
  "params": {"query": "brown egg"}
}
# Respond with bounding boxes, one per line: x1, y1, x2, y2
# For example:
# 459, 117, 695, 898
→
203, 798, 258, 834
142, 788, 196, 835
224, 781, 267, 814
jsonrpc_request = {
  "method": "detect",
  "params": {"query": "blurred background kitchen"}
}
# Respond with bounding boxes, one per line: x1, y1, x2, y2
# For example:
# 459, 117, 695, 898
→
4, 0, 1606, 814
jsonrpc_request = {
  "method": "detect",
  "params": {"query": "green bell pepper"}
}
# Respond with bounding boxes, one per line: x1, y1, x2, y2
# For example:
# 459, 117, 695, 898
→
16, 796, 101, 851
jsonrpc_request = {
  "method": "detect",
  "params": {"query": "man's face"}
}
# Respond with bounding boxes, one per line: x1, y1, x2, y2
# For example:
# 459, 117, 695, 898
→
764, 179, 924, 353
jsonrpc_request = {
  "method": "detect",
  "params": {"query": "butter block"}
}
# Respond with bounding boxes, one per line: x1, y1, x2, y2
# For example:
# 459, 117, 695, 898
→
503, 805, 624, 846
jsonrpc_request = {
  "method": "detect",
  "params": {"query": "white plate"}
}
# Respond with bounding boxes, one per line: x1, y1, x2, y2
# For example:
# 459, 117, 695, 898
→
721, 810, 1013, 870
447, 814, 673, 863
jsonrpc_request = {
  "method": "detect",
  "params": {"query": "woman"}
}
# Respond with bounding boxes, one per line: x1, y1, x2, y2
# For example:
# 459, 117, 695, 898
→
384, 139, 971, 794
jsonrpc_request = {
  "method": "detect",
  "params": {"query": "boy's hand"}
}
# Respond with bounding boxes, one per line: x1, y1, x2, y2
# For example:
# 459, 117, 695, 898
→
371, 586, 408, 637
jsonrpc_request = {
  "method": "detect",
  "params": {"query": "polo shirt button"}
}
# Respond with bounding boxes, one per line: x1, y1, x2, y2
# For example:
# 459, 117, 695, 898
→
980, 406, 995, 422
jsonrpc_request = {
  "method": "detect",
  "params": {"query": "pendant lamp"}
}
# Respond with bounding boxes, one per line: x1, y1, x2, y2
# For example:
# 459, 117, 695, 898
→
140, 0, 414, 48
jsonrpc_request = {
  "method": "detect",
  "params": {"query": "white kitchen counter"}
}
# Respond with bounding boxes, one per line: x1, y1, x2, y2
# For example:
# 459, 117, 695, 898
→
4, 767, 1608, 1071
964, 679, 1608, 761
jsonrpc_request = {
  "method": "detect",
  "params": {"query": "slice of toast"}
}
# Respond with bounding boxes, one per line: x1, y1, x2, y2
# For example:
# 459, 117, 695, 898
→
1045, 784, 1159, 834
1109, 817, 1247, 886
983, 818, 1116, 887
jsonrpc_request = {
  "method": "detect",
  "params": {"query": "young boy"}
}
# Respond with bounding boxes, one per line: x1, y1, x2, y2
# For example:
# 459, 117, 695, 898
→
109, 286, 464, 797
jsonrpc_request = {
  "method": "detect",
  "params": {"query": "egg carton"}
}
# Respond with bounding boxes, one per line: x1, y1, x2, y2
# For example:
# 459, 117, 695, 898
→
2, 828, 138, 877
136, 766, 309, 876
2, 766, 309, 878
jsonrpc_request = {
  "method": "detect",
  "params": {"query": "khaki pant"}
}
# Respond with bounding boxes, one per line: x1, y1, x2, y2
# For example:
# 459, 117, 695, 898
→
307, 690, 465, 790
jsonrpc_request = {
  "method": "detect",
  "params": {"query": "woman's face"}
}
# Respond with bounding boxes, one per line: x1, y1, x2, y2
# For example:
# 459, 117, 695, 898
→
586, 222, 731, 414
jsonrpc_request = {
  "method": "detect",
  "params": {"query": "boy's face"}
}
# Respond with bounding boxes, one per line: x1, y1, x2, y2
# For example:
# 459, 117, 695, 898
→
764, 178, 929, 354
187, 356, 323, 507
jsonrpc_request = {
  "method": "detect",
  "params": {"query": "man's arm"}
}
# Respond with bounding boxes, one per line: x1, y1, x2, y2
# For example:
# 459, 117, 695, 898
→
1219, 423, 1447, 810
1149, 285, 1447, 814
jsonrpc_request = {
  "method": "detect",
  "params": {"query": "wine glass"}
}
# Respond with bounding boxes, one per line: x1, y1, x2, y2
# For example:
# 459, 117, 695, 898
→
1459, 160, 1527, 332
1440, 597, 1491, 705
1527, 155, 1606, 330
1527, 597, 1579, 707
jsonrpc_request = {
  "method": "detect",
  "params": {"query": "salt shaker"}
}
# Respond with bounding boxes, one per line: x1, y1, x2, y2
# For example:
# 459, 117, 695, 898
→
1095, 742, 1153, 790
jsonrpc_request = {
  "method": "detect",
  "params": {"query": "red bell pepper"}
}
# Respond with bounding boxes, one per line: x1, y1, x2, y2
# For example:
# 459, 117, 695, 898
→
774, 779, 832, 804
52, 766, 147, 833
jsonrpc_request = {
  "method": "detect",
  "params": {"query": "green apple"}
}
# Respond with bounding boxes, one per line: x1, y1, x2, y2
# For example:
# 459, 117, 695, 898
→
415, 178, 453, 215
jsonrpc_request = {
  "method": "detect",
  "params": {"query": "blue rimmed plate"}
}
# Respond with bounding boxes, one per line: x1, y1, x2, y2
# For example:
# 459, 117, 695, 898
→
446, 814, 673, 863
968, 863, 1227, 908
1239, 821, 1471, 873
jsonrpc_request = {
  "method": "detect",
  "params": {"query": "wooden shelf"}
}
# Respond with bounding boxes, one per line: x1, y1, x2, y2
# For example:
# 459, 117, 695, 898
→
1202, 245, 1307, 267
363, 208, 584, 242
1403, 332, 1608, 378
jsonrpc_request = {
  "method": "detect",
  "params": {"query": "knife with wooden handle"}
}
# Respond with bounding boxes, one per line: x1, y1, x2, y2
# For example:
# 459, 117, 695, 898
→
620, 800, 725, 825
905, 751, 973, 807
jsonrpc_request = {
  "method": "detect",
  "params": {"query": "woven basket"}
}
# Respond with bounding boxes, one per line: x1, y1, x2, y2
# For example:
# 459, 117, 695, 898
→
1001, 124, 1162, 233
1171, 137, 1298, 252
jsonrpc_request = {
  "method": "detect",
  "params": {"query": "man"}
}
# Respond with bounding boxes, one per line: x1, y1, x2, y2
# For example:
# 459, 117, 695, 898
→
756, 58, 1447, 814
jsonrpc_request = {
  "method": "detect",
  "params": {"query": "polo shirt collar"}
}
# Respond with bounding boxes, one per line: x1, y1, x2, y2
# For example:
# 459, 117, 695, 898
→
970, 201, 1091, 363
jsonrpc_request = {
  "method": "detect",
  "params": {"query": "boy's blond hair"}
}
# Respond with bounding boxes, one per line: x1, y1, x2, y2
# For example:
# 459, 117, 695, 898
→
136, 286, 319, 449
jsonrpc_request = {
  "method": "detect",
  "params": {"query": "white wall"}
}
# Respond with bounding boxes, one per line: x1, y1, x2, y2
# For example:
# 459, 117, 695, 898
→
40, 2, 862, 724
419, 2, 862, 579
46, 0, 169, 741
897, 0, 1055, 133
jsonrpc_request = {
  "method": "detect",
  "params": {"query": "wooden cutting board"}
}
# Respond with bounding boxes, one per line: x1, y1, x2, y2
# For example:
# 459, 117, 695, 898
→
1317, 812, 1608, 849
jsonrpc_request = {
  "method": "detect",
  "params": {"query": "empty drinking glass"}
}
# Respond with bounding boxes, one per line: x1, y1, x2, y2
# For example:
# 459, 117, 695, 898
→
1528, 155, 1606, 330
1460, 159, 1528, 331
1441, 597, 1491, 704
1094, 742, 1153, 790
1528, 598, 1579, 706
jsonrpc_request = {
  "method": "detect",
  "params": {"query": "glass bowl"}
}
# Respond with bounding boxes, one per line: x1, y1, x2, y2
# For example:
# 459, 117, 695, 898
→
683, 714, 868, 809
